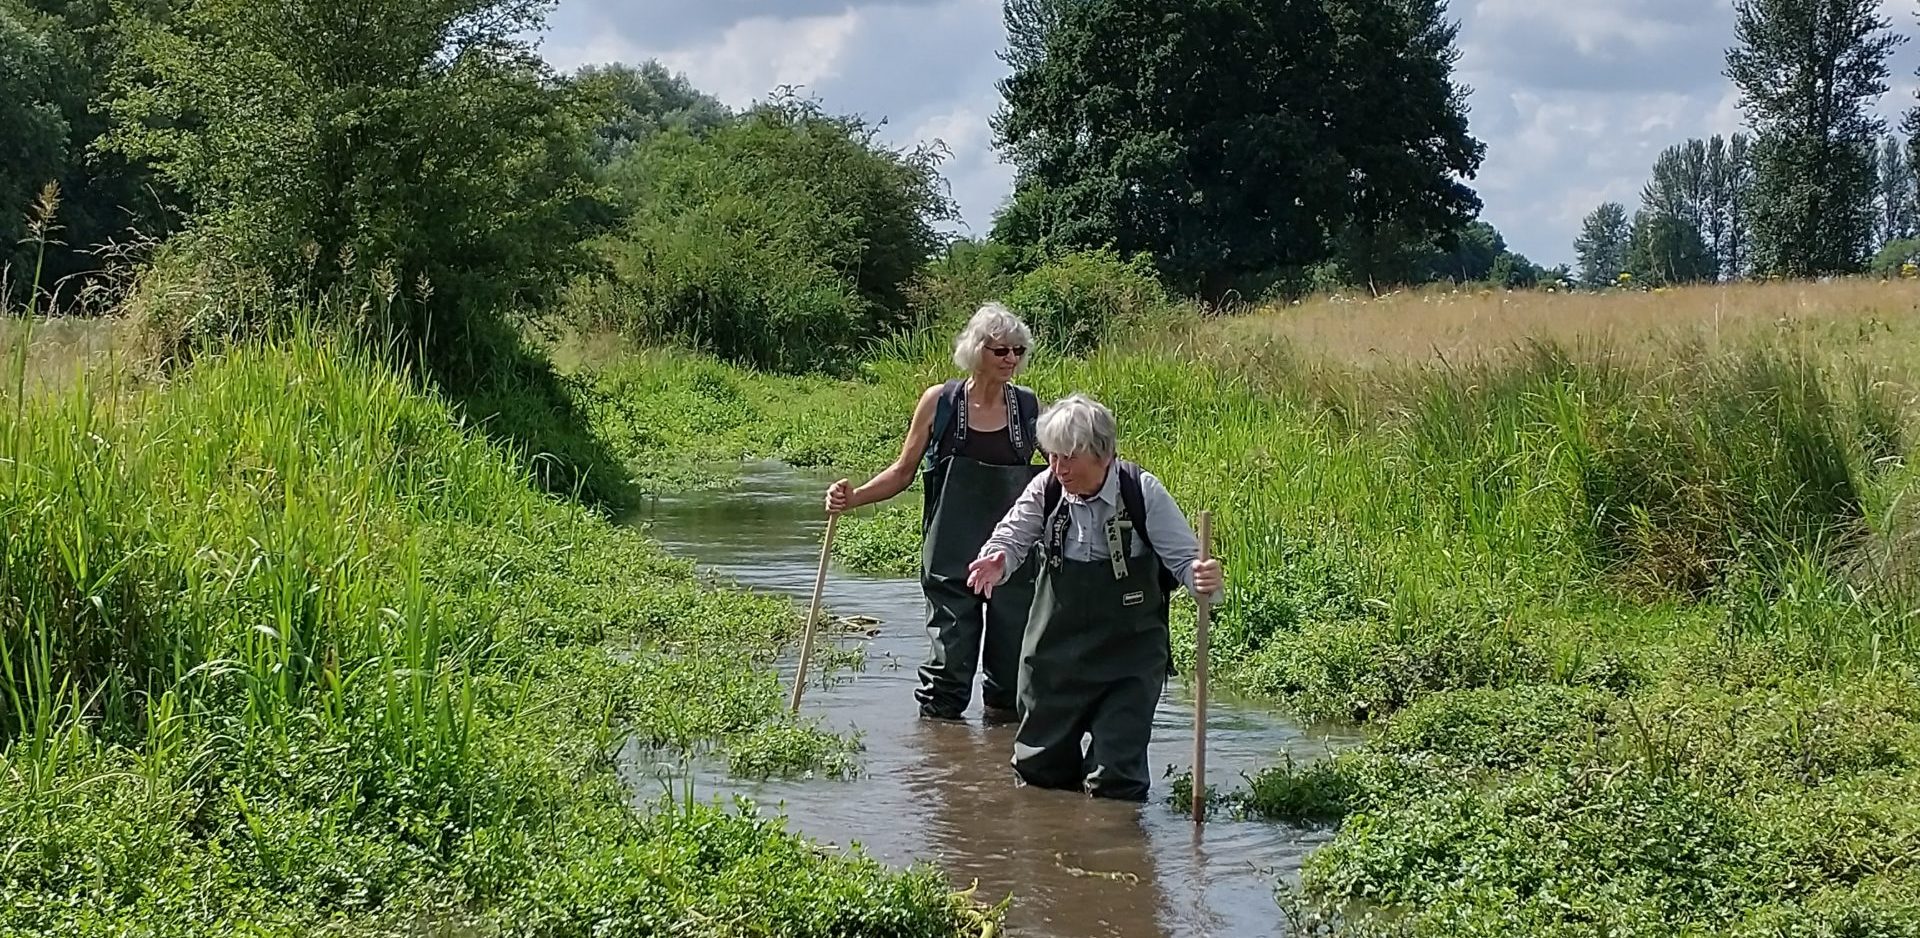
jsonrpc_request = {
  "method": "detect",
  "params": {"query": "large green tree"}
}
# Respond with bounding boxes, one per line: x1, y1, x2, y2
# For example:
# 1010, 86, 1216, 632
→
107, 0, 606, 364
1726, 0, 1902, 276
992, 0, 1483, 299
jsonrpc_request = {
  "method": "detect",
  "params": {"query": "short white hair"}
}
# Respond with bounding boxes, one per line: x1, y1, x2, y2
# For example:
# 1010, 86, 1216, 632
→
951, 302, 1034, 374
1037, 394, 1116, 460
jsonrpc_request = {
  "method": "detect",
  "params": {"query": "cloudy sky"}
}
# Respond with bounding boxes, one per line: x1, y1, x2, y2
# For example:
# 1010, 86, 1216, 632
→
536, 0, 1920, 268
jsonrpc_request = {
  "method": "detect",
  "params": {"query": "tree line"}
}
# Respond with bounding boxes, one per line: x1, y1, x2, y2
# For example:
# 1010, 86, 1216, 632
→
10, 0, 1920, 378
1577, 0, 1920, 287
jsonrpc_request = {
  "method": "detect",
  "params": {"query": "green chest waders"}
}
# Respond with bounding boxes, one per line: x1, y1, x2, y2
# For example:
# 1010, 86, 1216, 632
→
1011, 504, 1170, 802
916, 384, 1042, 720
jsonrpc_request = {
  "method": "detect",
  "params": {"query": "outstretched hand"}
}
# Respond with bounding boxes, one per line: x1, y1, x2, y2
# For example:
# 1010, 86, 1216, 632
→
967, 553, 1006, 598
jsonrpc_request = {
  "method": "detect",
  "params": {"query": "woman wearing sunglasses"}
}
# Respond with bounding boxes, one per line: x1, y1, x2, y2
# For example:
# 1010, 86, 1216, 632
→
826, 303, 1044, 723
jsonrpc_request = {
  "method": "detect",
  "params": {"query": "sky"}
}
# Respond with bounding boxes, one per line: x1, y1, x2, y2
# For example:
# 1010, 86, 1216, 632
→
535, 0, 1920, 268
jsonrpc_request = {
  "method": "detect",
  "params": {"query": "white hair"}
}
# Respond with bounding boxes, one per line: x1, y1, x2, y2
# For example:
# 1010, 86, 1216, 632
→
951, 302, 1034, 374
1036, 394, 1116, 460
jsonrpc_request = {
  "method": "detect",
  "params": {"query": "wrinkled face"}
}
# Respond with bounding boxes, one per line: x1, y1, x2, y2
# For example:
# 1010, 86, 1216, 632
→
1047, 450, 1112, 497
975, 335, 1026, 381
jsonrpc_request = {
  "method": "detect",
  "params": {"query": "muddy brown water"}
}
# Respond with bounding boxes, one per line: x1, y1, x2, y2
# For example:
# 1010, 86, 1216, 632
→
622, 461, 1360, 938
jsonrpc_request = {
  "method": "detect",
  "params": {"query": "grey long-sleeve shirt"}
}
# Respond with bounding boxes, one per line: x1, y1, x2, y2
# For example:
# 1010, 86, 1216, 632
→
977, 463, 1222, 603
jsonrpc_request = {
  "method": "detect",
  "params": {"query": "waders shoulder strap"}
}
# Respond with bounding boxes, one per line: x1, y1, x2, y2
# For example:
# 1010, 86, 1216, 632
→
1013, 385, 1040, 464
1040, 463, 1178, 593
928, 380, 1034, 470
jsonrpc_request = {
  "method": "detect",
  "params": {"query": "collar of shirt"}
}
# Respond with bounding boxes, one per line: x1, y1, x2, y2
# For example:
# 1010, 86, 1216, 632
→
1060, 463, 1120, 507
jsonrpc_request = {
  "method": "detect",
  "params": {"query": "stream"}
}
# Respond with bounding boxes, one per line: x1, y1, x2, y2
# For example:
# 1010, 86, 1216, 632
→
622, 461, 1359, 938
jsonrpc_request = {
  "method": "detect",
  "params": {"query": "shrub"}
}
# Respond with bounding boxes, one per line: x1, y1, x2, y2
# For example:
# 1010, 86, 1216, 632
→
1004, 249, 1170, 356
1870, 236, 1920, 275
905, 237, 1024, 335
592, 94, 952, 373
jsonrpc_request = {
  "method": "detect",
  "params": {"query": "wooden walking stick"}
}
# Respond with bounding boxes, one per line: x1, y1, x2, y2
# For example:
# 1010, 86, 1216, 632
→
790, 513, 840, 713
1192, 510, 1213, 824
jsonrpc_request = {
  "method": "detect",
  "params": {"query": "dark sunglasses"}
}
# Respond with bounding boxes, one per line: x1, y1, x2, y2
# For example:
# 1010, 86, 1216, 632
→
987, 345, 1028, 358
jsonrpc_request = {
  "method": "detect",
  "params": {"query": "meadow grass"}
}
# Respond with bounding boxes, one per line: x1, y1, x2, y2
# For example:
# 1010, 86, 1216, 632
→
0, 318, 989, 935
570, 278, 1920, 935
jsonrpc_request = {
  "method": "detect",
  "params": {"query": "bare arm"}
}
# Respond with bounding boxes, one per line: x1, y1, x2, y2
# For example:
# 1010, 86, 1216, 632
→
840, 385, 944, 511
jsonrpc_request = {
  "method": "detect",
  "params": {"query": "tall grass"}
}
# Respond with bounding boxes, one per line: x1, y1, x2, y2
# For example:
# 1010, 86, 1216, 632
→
672, 315, 1918, 690
1, 288, 983, 932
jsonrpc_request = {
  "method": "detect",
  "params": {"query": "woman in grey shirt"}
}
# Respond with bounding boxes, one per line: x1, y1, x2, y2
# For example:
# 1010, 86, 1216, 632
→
967, 394, 1223, 801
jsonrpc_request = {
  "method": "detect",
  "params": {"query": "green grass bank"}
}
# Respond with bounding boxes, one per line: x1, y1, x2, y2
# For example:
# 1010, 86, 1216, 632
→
0, 324, 990, 936
559, 283, 1920, 936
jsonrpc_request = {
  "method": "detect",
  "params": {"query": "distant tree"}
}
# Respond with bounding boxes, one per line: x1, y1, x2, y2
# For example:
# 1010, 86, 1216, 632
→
572, 60, 730, 164
1430, 220, 1504, 283
993, 0, 1484, 299
1704, 133, 1755, 278
598, 94, 953, 371
1489, 249, 1542, 288
1869, 235, 1920, 274
1318, 217, 1536, 290
1627, 208, 1716, 285
1877, 134, 1917, 247
1574, 201, 1632, 286
1643, 140, 1711, 238
1330, 219, 1449, 289
1639, 136, 1762, 282
1727, 0, 1902, 275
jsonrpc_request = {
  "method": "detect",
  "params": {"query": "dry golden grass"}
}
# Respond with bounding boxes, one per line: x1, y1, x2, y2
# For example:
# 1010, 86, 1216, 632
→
2, 316, 131, 393
1208, 278, 1920, 369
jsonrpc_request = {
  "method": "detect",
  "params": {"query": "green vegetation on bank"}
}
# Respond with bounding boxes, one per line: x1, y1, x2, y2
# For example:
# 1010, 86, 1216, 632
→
11, 0, 1920, 931
557, 275, 1920, 935
0, 323, 987, 936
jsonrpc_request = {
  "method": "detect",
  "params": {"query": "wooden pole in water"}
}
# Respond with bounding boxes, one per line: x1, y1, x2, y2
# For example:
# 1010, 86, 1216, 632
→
790, 513, 839, 713
1192, 511, 1213, 824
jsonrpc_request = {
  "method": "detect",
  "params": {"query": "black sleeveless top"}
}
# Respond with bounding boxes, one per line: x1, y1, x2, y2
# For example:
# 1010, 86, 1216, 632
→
956, 426, 1021, 466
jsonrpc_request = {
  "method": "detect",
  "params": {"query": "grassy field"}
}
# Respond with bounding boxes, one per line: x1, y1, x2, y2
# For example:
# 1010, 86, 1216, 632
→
563, 279, 1920, 935
0, 321, 991, 936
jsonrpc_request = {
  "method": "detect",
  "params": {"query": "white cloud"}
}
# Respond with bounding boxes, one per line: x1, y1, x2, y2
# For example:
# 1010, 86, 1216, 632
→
545, 10, 864, 108
657, 12, 864, 108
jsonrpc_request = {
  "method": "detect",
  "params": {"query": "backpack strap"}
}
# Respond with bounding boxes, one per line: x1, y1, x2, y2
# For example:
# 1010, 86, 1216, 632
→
1117, 461, 1181, 597
923, 379, 967, 472
1043, 472, 1064, 521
